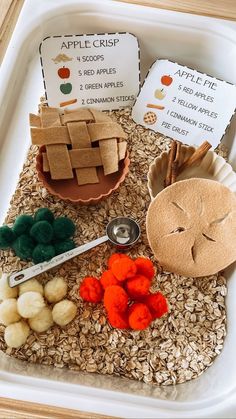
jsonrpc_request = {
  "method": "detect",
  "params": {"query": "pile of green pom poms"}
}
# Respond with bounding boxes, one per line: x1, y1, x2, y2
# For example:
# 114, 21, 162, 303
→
0, 208, 76, 264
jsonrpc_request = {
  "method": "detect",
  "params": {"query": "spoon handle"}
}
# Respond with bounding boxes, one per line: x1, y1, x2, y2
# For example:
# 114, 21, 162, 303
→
8, 235, 109, 288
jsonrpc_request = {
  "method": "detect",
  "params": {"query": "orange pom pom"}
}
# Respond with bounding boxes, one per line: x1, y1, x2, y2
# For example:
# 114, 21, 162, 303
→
104, 285, 128, 312
135, 257, 155, 280
100, 270, 118, 289
111, 258, 137, 282
108, 253, 129, 269
144, 292, 168, 319
128, 303, 152, 330
126, 275, 151, 299
108, 309, 129, 329
79, 276, 103, 303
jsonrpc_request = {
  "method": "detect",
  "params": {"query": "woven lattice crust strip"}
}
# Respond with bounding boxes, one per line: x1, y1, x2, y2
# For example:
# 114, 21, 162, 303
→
30, 107, 128, 185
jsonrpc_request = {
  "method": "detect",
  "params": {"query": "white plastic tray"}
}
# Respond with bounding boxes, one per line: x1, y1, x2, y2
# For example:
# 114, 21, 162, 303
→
0, 1, 236, 417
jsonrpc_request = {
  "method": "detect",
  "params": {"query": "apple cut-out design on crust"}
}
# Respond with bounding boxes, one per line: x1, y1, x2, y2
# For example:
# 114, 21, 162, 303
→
146, 178, 236, 277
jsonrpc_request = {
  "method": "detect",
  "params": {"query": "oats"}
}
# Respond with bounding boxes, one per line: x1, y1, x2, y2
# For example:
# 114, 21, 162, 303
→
0, 108, 227, 386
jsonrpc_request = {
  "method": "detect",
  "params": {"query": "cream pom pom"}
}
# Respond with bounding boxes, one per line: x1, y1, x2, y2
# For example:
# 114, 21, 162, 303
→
17, 291, 45, 318
0, 299, 21, 326
44, 276, 67, 303
0, 273, 18, 300
29, 306, 53, 333
4, 321, 30, 348
19, 279, 44, 296
52, 299, 77, 327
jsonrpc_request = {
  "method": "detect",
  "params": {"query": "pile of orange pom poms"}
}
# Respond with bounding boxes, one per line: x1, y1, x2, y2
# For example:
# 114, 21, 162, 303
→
79, 254, 168, 331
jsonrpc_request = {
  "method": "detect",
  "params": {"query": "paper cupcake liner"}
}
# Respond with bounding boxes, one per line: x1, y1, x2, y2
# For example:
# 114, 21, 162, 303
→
148, 146, 236, 200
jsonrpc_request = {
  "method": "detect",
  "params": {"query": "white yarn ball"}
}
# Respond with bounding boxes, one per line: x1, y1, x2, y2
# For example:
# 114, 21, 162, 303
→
17, 291, 45, 318
0, 299, 21, 326
0, 273, 18, 300
44, 276, 67, 303
52, 299, 77, 327
4, 321, 30, 348
29, 306, 53, 333
19, 279, 44, 296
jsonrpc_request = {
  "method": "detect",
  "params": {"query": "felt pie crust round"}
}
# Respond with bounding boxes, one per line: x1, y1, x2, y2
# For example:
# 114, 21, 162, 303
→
36, 146, 130, 205
146, 178, 236, 277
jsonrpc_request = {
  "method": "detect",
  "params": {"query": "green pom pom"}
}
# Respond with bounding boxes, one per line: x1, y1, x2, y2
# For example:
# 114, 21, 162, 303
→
32, 244, 55, 264
12, 215, 34, 236
53, 217, 75, 240
0, 226, 16, 248
30, 221, 53, 244
13, 234, 35, 260
54, 239, 75, 255
34, 208, 54, 224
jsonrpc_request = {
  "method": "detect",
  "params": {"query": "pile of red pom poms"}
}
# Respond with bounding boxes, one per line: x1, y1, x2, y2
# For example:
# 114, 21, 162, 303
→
79, 254, 168, 331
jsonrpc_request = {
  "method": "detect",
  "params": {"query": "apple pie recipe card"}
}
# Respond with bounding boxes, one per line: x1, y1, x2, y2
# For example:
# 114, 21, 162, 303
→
40, 33, 140, 110
132, 60, 236, 147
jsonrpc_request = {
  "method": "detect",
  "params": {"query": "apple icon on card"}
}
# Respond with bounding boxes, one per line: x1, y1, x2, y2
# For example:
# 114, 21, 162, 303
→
58, 66, 70, 79
154, 88, 166, 100
60, 83, 72, 94
161, 75, 173, 86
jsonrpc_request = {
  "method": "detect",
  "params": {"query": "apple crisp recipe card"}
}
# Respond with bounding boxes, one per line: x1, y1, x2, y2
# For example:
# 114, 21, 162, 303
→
40, 33, 140, 110
132, 60, 236, 147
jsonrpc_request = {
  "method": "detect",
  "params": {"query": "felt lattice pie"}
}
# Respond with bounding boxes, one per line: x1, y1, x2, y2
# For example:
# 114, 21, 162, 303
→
146, 178, 236, 277
30, 107, 128, 185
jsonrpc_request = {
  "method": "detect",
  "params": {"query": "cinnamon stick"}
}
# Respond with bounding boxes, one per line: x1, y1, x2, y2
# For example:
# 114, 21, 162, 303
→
171, 141, 181, 184
178, 141, 212, 173
164, 140, 177, 187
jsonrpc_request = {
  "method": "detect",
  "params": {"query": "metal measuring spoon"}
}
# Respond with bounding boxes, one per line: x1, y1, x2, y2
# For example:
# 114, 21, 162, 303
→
8, 217, 140, 288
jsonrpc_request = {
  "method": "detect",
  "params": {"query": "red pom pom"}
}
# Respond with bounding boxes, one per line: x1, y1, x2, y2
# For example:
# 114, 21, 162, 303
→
126, 275, 151, 299
108, 253, 129, 269
79, 276, 103, 303
111, 258, 137, 282
144, 292, 168, 319
128, 303, 152, 330
100, 270, 118, 289
135, 257, 155, 280
108, 309, 129, 329
104, 285, 128, 312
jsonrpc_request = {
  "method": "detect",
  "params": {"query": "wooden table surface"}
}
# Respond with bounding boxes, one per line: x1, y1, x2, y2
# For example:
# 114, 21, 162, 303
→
0, 0, 235, 417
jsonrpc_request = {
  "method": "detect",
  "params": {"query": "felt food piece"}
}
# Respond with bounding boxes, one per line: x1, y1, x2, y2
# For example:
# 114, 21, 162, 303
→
108, 310, 129, 329
0, 226, 15, 248
79, 277, 103, 303
19, 279, 44, 296
34, 208, 54, 224
104, 285, 128, 312
0, 273, 18, 300
31, 106, 128, 186
134, 257, 155, 280
4, 321, 30, 348
44, 277, 68, 303
29, 306, 54, 333
12, 215, 34, 236
12, 235, 35, 260
126, 275, 151, 299
52, 300, 77, 326
30, 221, 53, 244
146, 178, 236, 277
144, 293, 168, 319
100, 270, 118, 289
17, 292, 45, 318
107, 253, 129, 269
128, 303, 152, 330
0, 299, 21, 325
111, 257, 137, 281
53, 217, 75, 240
54, 239, 75, 255
32, 244, 55, 264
